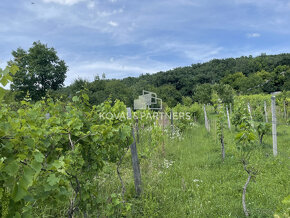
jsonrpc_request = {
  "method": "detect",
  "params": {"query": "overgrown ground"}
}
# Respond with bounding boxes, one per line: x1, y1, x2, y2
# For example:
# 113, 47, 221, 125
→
96, 122, 290, 217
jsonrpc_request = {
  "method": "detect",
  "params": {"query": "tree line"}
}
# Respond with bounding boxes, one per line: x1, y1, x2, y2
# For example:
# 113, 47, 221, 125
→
4, 41, 290, 106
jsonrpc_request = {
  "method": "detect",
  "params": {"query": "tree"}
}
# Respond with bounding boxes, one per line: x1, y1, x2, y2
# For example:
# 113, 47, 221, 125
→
256, 70, 276, 93
182, 96, 193, 106
283, 76, 290, 91
246, 73, 264, 94
193, 83, 212, 104
221, 72, 248, 93
213, 83, 235, 105
273, 65, 290, 91
156, 84, 182, 107
9, 41, 67, 100
104, 80, 133, 106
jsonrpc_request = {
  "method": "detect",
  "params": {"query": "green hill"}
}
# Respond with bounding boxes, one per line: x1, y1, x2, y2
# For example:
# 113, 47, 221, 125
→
61, 53, 290, 107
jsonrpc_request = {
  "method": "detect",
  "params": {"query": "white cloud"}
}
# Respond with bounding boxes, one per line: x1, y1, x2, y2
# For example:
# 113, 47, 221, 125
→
233, 0, 290, 13
108, 21, 118, 27
140, 39, 224, 63
165, 43, 223, 62
63, 40, 225, 85
25, 2, 127, 37
247, 33, 261, 38
87, 1, 95, 9
96, 8, 123, 17
184, 47, 223, 62
42, 0, 86, 6
65, 59, 172, 85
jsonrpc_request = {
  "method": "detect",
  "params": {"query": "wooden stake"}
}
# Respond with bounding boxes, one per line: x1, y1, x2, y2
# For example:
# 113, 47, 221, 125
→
127, 108, 142, 196
220, 126, 225, 161
264, 101, 268, 123
162, 111, 165, 156
170, 109, 174, 136
283, 100, 287, 121
204, 104, 210, 132
271, 97, 278, 157
226, 105, 231, 130
136, 118, 139, 144
247, 103, 253, 121
214, 119, 217, 144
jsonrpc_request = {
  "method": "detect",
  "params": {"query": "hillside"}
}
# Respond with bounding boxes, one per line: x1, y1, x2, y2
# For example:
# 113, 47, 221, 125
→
58, 53, 290, 107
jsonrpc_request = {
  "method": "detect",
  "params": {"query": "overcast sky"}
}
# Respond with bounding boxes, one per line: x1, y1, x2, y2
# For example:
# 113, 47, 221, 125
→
1, 0, 290, 86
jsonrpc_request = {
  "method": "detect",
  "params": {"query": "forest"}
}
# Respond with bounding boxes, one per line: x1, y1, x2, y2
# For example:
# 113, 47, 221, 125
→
60, 53, 290, 108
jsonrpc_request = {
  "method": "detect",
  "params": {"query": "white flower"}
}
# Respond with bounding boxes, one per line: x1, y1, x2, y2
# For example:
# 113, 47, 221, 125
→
163, 159, 174, 169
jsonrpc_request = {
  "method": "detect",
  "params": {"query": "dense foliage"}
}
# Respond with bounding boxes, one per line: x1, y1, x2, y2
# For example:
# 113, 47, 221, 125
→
0, 65, 18, 101
9, 41, 67, 101
0, 93, 132, 217
50, 53, 290, 108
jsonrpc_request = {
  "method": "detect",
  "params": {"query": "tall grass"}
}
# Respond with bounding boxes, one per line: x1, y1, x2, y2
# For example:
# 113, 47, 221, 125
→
95, 122, 289, 217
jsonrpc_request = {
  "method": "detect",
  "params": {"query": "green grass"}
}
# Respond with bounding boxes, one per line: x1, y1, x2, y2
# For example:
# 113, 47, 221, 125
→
96, 123, 290, 217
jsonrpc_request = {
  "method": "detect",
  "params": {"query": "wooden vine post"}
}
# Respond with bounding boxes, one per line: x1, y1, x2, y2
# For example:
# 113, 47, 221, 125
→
136, 118, 140, 144
264, 101, 268, 123
247, 103, 253, 121
170, 109, 174, 136
226, 105, 231, 130
162, 111, 165, 156
204, 104, 210, 132
214, 119, 217, 144
283, 100, 287, 121
217, 104, 225, 161
271, 97, 278, 157
127, 108, 142, 196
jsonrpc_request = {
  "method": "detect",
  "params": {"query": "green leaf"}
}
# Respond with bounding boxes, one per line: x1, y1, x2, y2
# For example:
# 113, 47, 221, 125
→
31, 160, 42, 174
22, 204, 33, 218
47, 174, 60, 186
72, 96, 79, 102
248, 132, 256, 140
235, 132, 244, 140
9, 65, 19, 75
52, 160, 62, 169
82, 93, 89, 101
0, 87, 5, 100
13, 185, 27, 202
282, 195, 290, 205
4, 160, 19, 177
34, 152, 44, 163
19, 166, 35, 189
1, 77, 8, 86
14, 212, 21, 218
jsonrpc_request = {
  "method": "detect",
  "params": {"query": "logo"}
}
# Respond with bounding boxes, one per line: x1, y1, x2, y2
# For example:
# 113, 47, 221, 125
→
134, 90, 162, 110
